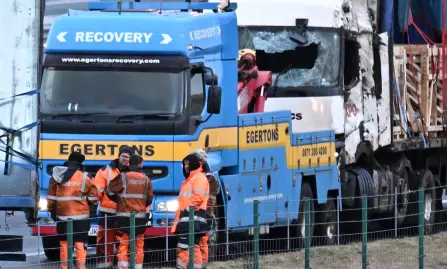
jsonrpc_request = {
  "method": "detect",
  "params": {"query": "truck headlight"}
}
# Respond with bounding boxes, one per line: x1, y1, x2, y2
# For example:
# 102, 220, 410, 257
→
38, 199, 47, 210
157, 200, 178, 212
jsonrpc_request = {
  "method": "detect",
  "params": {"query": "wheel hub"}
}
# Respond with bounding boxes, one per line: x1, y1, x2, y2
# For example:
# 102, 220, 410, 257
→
326, 224, 334, 239
424, 193, 432, 221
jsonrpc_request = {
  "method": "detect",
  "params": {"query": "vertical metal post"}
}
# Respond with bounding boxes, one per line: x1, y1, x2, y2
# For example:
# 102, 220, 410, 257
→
361, 196, 368, 269
37, 223, 41, 266
188, 206, 195, 269
165, 211, 169, 262
304, 198, 310, 269
105, 214, 108, 264
130, 212, 136, 269
226, 214, 229, 255
394, 186, 398, 238
336, 195, 340, 245
67, 219, 73, 269
418, 188, 424, 269
253, 200, 260, 269
287, 204, 290, 250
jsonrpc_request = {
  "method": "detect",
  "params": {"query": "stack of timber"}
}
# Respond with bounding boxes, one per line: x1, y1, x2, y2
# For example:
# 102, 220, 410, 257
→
393, 44, 446, 141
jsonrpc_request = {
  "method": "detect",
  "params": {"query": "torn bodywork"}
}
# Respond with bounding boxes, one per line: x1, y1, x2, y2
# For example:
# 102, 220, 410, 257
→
237, 0, 391, 165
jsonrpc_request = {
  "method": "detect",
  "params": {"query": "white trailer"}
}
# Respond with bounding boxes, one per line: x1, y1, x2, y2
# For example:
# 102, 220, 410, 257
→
0, 0, 42, 261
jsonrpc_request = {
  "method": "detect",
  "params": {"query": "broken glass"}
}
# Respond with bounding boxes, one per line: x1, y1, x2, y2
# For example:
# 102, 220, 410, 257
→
238, 27, 341, 88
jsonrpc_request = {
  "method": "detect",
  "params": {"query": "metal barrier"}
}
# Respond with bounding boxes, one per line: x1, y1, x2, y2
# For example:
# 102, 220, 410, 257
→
1, 185, 447, 268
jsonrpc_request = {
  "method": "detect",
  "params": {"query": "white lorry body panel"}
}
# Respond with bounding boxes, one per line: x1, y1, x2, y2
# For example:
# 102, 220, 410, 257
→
0, 0, 40, 208
235, 0, 391, 164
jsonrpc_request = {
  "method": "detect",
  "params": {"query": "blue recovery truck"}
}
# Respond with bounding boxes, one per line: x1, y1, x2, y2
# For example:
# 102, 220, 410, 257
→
33, 1, 341, 260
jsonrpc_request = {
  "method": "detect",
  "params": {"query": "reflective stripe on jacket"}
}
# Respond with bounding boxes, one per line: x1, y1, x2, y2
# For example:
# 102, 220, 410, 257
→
171, 169, 209, 233
107, 171, 154, 218
94, 163, 120, 213
47, 170, 97, 221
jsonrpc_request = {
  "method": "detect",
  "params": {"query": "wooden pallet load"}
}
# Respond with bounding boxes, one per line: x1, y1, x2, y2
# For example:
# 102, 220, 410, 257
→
392, 44, 445, 141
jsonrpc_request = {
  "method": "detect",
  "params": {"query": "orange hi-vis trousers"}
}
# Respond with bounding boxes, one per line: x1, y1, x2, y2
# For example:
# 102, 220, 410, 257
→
60, 241, 86, 269
176, 246, 203, 269
96, 225, 117, 268
200, 233, 209, 268
116, 233, 144, 269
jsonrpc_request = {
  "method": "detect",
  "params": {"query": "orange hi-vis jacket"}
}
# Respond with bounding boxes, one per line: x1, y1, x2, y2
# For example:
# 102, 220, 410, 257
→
47, 167, 98, 220
107, 171, 154, 218
94, 160, 121, 214
171, 169, 209, 233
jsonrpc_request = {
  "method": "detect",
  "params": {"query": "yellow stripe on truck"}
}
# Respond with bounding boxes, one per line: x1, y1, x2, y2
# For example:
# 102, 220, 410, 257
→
238, 123, 336, 169
39, 125, 336, 168
39, 127, 238, 161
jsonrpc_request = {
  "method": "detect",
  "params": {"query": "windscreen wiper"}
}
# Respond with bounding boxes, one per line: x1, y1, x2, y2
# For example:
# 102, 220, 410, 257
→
50, 112, 111, 119
117, 113, 175, 120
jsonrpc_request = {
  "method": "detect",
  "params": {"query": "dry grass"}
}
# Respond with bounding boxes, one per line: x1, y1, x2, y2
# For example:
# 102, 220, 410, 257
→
203, 232, 447, 269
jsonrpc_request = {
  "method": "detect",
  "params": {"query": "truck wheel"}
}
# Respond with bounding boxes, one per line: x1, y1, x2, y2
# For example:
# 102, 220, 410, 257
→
295, 182, 315, 248
407, 170, 437, 235
395, 168, 410, 226
316, 197, 338, 246
42, 235, 60, 261
420, 170, 436, 235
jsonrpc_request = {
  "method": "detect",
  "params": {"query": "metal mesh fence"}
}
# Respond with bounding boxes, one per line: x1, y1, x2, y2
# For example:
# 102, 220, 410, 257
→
1, 185, 447, 268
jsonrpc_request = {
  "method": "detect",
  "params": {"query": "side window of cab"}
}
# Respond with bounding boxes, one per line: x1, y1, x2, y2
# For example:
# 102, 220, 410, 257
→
191, 73, 205, 116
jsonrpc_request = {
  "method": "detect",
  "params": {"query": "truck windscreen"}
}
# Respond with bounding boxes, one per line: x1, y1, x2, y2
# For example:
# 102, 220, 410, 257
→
238, 26, 341, 95
40, 68, 185, 116
40, 54, 189, 117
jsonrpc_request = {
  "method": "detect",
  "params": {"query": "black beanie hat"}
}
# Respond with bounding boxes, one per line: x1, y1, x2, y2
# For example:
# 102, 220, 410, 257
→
129, 155, 143, 166
119, 146, 134, 157
68, 152, 85, 163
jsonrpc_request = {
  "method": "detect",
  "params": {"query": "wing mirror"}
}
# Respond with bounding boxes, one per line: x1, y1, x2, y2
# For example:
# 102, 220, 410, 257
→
207, 86, 222, 114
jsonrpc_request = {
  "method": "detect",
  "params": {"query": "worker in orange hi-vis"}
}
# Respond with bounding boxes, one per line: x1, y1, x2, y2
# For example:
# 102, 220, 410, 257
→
172, 153, 211, 269
47, 152, 98, 269
94, 146, 134, 268
192, 149, 220, 269
106, 155, 154, 269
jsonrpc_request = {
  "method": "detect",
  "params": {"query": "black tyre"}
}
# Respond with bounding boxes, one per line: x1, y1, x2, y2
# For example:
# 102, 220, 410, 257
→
420, 170, 436, 235
42, 235, 60, 261
316, 197, 338, 246
293, 182, 315, 248
407, 170, 436, 235
395, 167, 410, 226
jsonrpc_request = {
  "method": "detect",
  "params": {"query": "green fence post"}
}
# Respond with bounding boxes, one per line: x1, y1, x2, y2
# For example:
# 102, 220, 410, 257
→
362, 195, 368, 269
188, 206, 195, 269
67, 219, 73, 269
304, 198, 311, 269
130, 212, 136, 269
418, 187, 424, 269
253, 200, 260, 269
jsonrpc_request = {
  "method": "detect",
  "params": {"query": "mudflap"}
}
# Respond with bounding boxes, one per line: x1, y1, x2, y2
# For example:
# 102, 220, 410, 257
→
0, 235, 26, 261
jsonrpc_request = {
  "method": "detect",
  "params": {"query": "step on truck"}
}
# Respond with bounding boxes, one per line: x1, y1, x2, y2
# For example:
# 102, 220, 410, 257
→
33, 0, 341, 260
234, 0, 447, 232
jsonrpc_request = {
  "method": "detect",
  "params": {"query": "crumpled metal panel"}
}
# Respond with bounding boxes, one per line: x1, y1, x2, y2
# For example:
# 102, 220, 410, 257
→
377, 33, 392, 147
0, 0, 40, 200
343, 0, 388, 164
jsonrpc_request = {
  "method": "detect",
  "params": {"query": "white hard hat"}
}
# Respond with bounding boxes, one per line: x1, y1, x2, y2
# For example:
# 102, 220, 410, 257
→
192, 149, 207, 162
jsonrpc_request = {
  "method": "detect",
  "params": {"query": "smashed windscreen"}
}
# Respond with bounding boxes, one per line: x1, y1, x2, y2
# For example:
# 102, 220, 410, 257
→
238, 27, 341, 88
